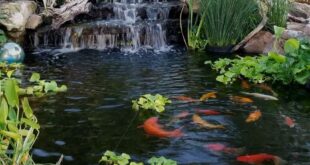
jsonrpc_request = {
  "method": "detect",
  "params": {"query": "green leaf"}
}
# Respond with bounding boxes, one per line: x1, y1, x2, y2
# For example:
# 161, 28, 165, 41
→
0, 130, 21, 141
44, 81, 58, 93
0, 98, 8, 129
6, 70, 15, 78
268, 51, 286, 63
4, 79, 19, 107
29, 72, 41, 82
21, 118, 40, 129
22, 97, 33, 119
284, 38, 300, 54
274, 26, 285, 39
55, 85, 68, 92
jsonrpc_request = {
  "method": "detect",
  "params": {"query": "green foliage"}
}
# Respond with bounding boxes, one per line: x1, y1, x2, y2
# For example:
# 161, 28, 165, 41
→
206, 38, 310, 85
147, 157, 177, 165
0, 63, 67, 165
132, 94, 171, 113
100, 151, 132, 165
18, 72, 67, 97
203, 0, 260, 47
0, 29, 7, 46
185, 0, 209, 50
99, 151, 177, 165
266, 0, 290, 30
184, 0, 260, 49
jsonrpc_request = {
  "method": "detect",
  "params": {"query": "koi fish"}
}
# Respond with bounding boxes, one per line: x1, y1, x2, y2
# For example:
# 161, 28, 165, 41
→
174, 111, 190, 119
241, 92, 278, 101
237, 153, 286, 165
231, 96, 254, 104
283, 115, 295, 128
246, 110, 262, 123
256, 83, 278, 96
192, 114, 225, 129
205, 143, 245, 155
140, 117, 183, 138
241, 80, 251, 89
174, 96, 199, 102
200, 92, 217, 101
196, 109, 221, 116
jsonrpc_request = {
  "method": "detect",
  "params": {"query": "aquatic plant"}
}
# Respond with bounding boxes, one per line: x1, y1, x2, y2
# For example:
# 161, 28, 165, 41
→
99, 151, 177, 165
0, 63, 66, 165
18, 72, 67, 97
266, 0, 291, 30
132, 94, 171, 113
203, 0, 260, 48
205, 36, 310, 85
0, 30, 7, 46
183, 0, 209, 50
147, 156, 177, 165
99, 151, 132, 165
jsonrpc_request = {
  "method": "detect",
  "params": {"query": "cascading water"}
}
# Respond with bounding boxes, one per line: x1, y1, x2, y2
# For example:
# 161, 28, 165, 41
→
29, 0, 182, 52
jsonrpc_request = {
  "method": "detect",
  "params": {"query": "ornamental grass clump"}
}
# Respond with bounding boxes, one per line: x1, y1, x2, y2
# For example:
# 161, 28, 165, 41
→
267, 0, 291, 30
203, 0, 260, 48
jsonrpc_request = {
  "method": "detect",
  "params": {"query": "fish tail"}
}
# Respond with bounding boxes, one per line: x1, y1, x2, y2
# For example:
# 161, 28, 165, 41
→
273, 156, 287, 165
171, 128, 183, 137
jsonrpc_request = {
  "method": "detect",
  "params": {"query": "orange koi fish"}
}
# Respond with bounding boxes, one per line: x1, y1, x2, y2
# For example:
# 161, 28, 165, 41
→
192, 114, 225, 129
205, 143, 244, 155
174, 111, 190, 119
140, 117, 183, 138
241, 80, 251, 89
237, 153, 286, 165
283, 115, 295, 128
246, 110, 262, 123
174, 96, 199, 102
200, 92, 217, 101
231, 96, 254, 104
196, 109, 221, 116
256, 83, 278, 96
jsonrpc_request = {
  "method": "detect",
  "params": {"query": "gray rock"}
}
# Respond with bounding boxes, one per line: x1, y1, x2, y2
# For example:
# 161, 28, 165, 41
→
26, 14, 43, 30
282, 22, 310, 39
0, 1, 37, 31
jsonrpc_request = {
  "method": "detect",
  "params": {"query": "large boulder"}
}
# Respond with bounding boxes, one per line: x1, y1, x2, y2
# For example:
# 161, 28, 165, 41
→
0, 1, 37, 32
242, 31, 274, 54
25, 14, 43, 30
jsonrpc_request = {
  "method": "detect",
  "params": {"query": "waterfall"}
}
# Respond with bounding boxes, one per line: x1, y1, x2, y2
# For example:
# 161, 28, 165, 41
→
30, 0, 181, 52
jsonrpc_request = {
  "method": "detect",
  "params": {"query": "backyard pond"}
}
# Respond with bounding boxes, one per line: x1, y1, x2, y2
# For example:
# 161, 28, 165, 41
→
23, 49, 309, 165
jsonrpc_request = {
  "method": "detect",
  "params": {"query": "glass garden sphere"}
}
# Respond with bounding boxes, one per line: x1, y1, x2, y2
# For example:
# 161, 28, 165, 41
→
0, 42, 25, 63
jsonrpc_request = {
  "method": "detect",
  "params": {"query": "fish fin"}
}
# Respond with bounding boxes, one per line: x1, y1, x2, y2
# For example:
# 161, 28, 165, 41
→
274, 156, 287, 165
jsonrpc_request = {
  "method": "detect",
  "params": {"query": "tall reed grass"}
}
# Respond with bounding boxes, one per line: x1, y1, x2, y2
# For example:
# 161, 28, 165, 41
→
267, 0, 290, 30
203, 0, 260, 47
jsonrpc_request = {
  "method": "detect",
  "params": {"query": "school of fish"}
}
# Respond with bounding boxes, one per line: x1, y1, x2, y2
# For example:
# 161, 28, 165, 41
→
138, 84, 294, 164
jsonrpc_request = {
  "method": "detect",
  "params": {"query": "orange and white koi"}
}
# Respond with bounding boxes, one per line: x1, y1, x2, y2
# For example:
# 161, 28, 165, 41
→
237, 153, 286, 165
246, 110, 262, 123
200, 92, 217, 101
196, 109, 221, 116
174, 96, 199, 102
192, 114, 225, 129
205, 143, 244, 155
231, 96, 254, 104
283, 115, 295, 128
140, 117, 183, 138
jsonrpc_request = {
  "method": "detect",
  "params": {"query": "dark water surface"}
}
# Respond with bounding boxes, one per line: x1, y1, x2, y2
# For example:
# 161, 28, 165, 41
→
24, 49, 309, 165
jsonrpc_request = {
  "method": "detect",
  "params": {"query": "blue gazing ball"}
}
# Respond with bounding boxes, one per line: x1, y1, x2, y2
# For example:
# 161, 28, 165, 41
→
0, 42, 25, 63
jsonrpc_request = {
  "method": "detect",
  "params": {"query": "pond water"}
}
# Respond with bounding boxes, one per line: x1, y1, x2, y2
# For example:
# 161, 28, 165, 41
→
24, 49, 310, 165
